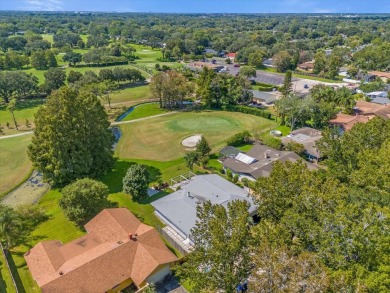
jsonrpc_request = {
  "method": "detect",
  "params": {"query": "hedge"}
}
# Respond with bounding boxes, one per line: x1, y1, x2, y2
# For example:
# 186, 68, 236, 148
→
221, 105, 272, 119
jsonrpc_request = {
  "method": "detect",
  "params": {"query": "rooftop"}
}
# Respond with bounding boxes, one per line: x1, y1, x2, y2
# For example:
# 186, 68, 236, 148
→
151, 174, 256, 239
25, 208, 177, 293
223, 144, 318, 180
281, 127, 322, 158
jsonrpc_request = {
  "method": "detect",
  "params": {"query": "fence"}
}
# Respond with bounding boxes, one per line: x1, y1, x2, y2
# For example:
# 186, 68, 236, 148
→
157, 227, 189, 257
0, 243, 19, 293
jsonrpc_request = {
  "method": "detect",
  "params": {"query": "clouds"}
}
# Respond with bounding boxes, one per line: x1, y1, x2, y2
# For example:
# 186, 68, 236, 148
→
22, 0, 63, 11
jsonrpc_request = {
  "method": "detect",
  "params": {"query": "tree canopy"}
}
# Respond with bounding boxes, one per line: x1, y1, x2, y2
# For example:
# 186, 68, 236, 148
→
28, 86, 114, 185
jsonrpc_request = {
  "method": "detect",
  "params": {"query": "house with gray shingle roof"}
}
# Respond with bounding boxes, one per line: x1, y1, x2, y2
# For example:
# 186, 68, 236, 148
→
151, 174, 257, 245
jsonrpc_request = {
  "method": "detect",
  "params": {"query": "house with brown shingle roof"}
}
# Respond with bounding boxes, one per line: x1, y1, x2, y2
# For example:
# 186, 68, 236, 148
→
25, 208, 178, 293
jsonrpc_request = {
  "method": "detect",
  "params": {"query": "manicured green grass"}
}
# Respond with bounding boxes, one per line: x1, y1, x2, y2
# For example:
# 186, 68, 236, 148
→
0, 135, 32, 196
0, 251, 17, 293
0, 99, 44, 135
121, 103, 167, 121
25, 63, 150, 84
275, 125, 291, 136
10, 189, 84, 292
110, 85, 151, 104
116, 111, 276, 161
130, 44, 163, 62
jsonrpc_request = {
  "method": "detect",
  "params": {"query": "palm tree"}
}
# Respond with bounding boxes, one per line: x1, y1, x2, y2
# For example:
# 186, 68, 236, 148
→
6, 98, 18, 130
335, 87, 355, 114
0, 205, 22, 250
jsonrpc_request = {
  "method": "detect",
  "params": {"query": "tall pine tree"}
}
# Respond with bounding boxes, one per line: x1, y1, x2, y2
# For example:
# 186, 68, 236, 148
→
28, 86, 114, 185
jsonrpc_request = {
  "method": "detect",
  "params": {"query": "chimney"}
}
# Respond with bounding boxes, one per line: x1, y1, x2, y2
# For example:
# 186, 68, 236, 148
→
129, 233, 138, 240
187, 192, 191, 197
264, 152, 270, 159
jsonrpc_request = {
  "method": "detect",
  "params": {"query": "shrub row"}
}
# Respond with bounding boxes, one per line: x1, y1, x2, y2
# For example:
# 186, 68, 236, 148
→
221, 105, 272, 119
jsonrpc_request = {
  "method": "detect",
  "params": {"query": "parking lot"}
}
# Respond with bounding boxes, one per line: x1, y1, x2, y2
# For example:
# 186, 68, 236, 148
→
206, 58, 347, 94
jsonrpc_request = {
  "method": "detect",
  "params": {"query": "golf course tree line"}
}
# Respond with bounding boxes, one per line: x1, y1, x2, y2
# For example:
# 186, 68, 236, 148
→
179, 118, 390, 292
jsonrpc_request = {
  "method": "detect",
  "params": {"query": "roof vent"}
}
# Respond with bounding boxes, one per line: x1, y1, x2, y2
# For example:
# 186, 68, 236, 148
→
117, 241, 123, 244
59, 271, 64, 276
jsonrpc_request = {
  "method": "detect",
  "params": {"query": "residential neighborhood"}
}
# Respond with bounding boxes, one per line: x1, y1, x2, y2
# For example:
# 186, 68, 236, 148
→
0, 2, 389, 293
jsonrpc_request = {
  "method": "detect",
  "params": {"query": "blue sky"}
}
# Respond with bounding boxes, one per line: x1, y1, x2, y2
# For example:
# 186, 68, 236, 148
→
0, 0, 389, 13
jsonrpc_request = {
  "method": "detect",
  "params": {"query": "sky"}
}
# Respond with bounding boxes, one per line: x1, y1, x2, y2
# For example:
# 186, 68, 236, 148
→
0, 0, 390, 13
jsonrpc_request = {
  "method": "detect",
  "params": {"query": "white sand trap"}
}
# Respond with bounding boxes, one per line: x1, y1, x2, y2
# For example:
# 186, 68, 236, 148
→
182, 135, 202, 148
142, 49, 151, 52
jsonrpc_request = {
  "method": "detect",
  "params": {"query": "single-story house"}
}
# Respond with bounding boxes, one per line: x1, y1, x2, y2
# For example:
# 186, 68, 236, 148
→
187, 61, 225, 72
355, 100, 390, 120
330, 113, 371, 132
371, 97, 390, 105
298, 62, 314, 71
368, 71, 390, 82
366, 91, 388, 100
151, 174, 257, 245
219, 145, 242, 160
251, 90, 279, 105
25, 209, 178, 293
222, 144, 318, 181
226, 52, 236, 60
262, 58, 275, 68
281, 127, 322, 161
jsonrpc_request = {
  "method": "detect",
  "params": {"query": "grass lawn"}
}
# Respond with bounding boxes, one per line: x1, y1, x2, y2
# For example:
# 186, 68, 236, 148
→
0, 251, 17, 293
25, 63, 150, 84
110, 84, 151, 104
116, 111, 276, 161
0, 135, 32, 197
0, 99, 45, 135
121, 103, 168, 121
41, 34, 53, 44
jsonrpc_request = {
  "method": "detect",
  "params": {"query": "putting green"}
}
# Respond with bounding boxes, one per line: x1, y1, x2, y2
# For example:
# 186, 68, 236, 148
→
116, 111, 276, 161
168, 115, 241, 132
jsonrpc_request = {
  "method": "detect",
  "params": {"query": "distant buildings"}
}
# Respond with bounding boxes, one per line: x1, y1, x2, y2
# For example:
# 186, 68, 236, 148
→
186, 61, 225, 72
25, 209, 178, 293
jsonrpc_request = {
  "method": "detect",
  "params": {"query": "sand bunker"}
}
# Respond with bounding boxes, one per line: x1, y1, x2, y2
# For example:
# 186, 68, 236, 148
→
182, 135, 202, 148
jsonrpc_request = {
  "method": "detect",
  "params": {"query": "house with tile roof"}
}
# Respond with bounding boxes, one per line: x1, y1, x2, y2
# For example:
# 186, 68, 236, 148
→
24, 208, 178, 293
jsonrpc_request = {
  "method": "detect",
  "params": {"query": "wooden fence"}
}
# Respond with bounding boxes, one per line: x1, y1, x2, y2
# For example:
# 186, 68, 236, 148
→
0, 243, 19, 293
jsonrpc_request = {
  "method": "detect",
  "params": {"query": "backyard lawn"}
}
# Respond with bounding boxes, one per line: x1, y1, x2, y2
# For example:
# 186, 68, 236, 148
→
8, 156, 193, 292
0, 251, 17, 293
116, 111, 276, 161
121, 103, 167, 121
0, 135, 32, 197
